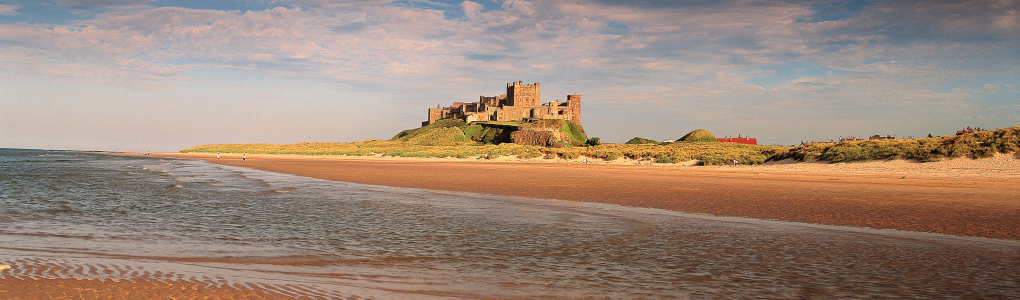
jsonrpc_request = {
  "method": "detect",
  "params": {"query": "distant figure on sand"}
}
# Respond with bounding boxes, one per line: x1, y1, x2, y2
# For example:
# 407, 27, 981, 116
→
242, 153, 246, 162
733, 159, 738, 166
217, 152, 220, 163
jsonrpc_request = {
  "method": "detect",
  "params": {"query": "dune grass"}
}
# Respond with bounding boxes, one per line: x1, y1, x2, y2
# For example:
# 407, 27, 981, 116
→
771, 126, 1020, 163
181, 126, 1020, 165
182, 140, 786, 165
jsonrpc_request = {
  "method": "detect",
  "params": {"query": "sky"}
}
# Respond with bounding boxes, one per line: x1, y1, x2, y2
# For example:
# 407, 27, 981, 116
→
0, 0, 1017, 151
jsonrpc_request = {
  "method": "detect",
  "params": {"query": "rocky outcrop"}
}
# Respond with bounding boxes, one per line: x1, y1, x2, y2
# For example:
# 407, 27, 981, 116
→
510, 127, 570, 147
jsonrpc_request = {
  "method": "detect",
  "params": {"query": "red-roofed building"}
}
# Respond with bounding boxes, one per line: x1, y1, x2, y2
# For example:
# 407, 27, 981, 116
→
718, 136, 757, 145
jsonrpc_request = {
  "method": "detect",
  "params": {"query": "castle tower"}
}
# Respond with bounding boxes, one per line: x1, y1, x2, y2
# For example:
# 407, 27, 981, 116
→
507, 81, 540, 106
566, 95, 581, 125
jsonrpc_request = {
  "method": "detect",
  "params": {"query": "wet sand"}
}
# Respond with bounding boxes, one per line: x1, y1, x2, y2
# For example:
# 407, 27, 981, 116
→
156, 152, 1020, 240
0, 277, 284, 299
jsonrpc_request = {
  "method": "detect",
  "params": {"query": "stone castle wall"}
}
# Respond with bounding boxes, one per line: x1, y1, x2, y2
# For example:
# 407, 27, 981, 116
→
507, 81, 539, 106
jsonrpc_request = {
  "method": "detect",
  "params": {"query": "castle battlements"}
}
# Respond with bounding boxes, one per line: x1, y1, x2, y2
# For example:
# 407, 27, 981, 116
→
424, 81, 580, 127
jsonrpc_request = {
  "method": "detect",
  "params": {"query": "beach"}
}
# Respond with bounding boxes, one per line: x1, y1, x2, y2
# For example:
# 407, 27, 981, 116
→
2, 149, 1019, 298
155, 152, 1020, 240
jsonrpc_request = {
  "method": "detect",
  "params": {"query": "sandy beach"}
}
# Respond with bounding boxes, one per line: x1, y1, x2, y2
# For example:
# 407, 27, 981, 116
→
152, 152, 1020, 240
3, 151, 1019, 298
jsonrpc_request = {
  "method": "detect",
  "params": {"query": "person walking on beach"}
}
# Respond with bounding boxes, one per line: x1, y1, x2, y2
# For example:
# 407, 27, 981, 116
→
217, 152, 220, 163
242, 153, 246, 162
732, 159, 738, 166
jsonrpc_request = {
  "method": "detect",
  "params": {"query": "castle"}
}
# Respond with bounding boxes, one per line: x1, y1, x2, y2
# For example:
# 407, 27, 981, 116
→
424, 81, 581, 127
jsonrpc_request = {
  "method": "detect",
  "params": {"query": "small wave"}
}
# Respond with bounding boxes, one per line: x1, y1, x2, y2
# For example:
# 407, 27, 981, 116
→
20, 159, 79, 163
36, 205, 76, 215
0, 258, 348, 298
0, 232, 94, 240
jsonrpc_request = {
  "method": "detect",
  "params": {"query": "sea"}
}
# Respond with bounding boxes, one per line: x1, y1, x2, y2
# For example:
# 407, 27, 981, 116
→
1, 148, 1018, 298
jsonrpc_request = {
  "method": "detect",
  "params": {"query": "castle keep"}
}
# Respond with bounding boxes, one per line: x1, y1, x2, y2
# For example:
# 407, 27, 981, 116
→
424, 81, 581, 127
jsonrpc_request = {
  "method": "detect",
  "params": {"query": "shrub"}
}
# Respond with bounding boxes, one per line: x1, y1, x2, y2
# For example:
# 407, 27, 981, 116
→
518, 151, 543, 159
586, 137, 602, 146
560, 151, 581, 160
655, 156, 673, 164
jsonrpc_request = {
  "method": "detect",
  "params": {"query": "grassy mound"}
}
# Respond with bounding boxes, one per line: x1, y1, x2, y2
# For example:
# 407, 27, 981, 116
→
771, 126, 1020, 163
679, 129, 719, 143
625, 137, 659, 145
555, 120, 588, 146
391, 119, 471, 145
390, 119, 587, 147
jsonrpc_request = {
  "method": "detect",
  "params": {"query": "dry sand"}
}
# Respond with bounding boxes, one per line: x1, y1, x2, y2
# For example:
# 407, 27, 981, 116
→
154, 152, 1020, 240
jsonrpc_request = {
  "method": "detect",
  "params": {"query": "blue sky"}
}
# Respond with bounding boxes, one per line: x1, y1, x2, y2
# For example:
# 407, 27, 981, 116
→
0, 0, 1017, 151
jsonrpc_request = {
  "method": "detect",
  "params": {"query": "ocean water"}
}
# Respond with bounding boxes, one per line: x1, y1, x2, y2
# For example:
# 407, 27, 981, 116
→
0, 148, 1018, 298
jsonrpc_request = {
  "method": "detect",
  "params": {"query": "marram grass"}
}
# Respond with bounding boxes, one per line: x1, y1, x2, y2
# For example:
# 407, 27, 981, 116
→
770, 126, 1020, 163
182, 140, 786, 165
181, 126, 1020, 165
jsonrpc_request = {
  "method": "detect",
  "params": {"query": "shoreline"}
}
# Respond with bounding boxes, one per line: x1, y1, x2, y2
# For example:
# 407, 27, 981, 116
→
143, 152, 1020, 240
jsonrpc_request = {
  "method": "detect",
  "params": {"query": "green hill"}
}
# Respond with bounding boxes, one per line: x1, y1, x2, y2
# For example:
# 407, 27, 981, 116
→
625, 137, 659, 144
391, 119, 474, 146
391, 119, 587, 147
679, 129, 719, 143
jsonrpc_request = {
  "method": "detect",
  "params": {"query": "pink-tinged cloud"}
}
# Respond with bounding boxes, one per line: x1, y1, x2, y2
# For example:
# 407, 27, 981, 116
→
0, 0, 1016, 151
53, 0, 155, 11
0, 4, 19, 15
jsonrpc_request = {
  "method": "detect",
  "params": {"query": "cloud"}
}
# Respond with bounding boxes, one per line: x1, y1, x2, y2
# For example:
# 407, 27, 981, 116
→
0, 4, 19, 15
2, 0, 1017, 147
53, 0, 156, 12
461, 1, 483, 19
501, 0, 534, 16
2, 1, 1011, 91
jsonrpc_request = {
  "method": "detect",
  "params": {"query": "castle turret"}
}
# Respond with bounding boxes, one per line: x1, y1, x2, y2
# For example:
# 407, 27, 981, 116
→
566, 95, 581, 125
507, 81, 540, 106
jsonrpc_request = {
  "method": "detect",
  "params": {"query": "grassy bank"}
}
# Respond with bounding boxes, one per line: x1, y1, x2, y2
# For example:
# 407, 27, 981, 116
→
771, 126, 1020, 163
182, 126, 1019, 165
182, 140, 785, 165
391, 119, 588, 147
